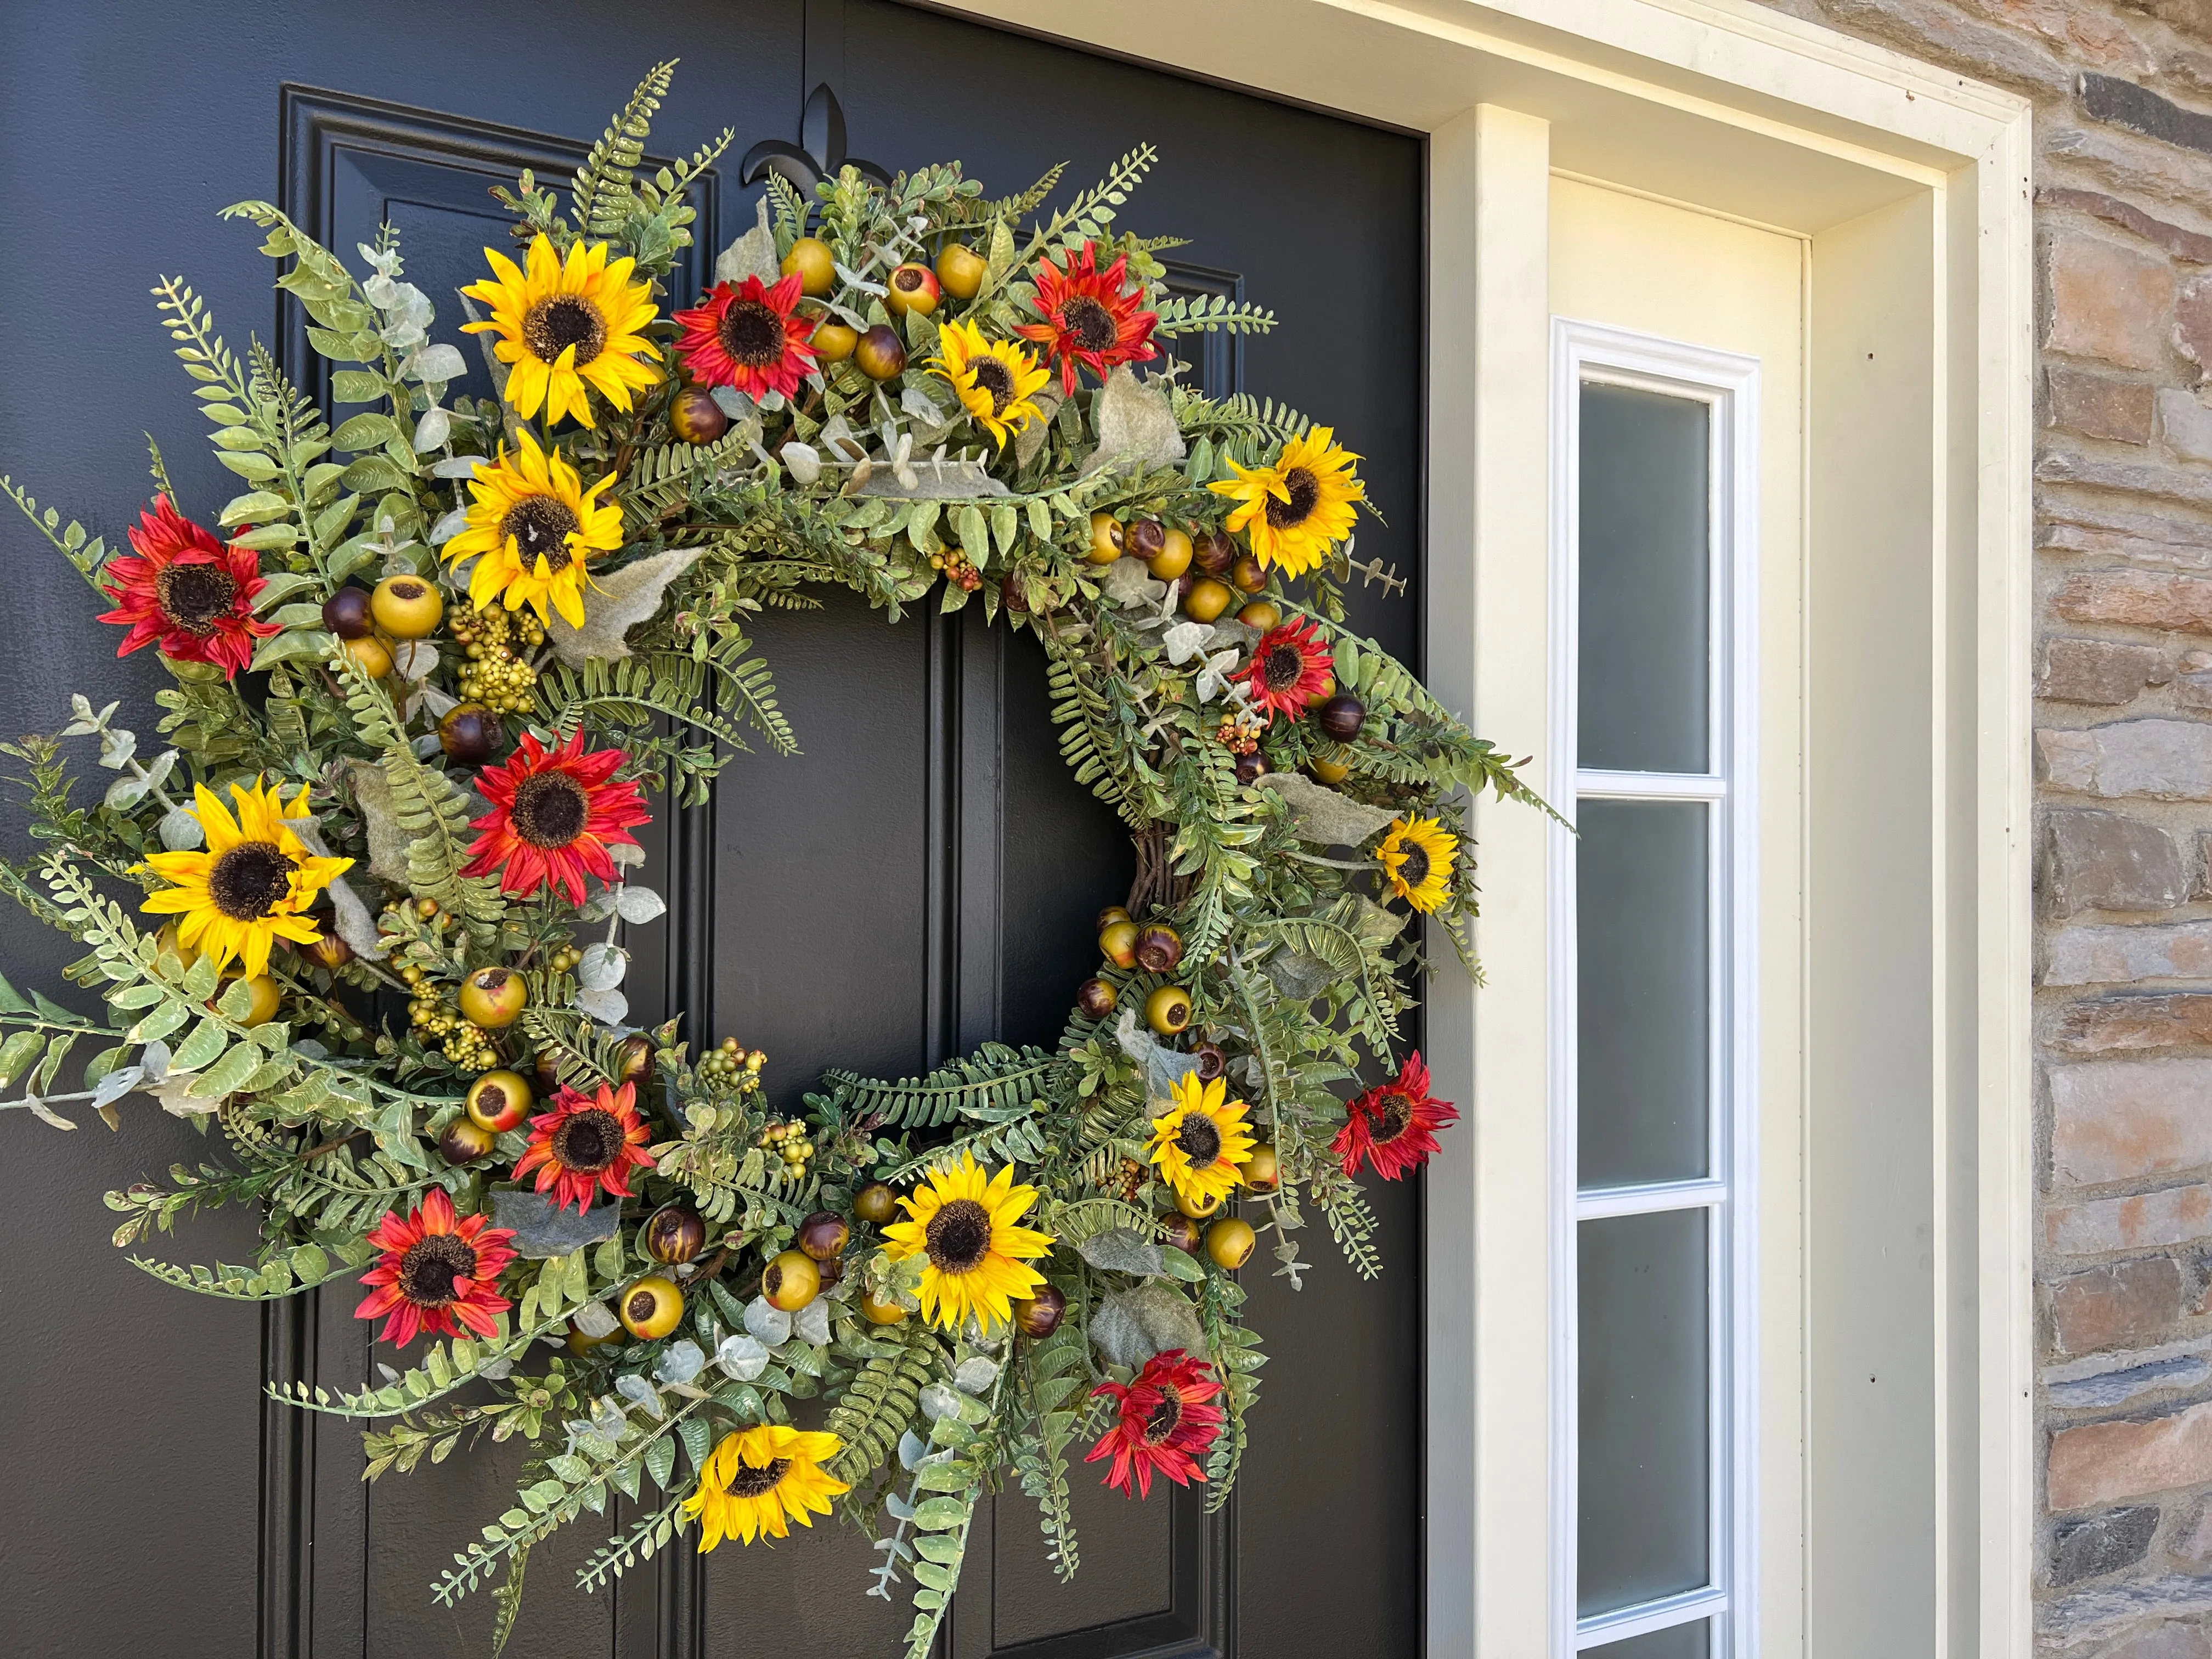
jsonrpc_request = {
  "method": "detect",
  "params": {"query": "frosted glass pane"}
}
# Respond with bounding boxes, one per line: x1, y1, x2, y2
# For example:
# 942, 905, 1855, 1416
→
1578, 1209, 1711, 1616
1579, 382, 1709, 773
1577, 799, 1709, 1188
1587, 1618, 1711, 1659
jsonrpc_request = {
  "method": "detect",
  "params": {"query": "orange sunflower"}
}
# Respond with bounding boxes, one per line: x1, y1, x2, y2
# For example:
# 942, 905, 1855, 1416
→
1085, 1349, 1223, 1499
460, 728, 650, 906
1015, 241, 1159, 395
96, 496, 276, 675
514, 1080, 657, 1212
672, 272, 818, 401
352, 1188, 517, 1346
1333, 1052, 1458, 1181
1238, 617, 1334, 723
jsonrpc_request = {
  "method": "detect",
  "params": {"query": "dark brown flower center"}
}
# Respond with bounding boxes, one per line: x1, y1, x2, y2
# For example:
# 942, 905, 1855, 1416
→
499, 495, 580, 573
1174, 1115, 1223, 1167
398, 1232, 478, 1307
208, 840, 296, 921
156, 561, 238, 633
718, 298, 787, 368
724, 1457, 791, 1498
509, 772, 590, 848
552, 1107, 623, 1174
1394, 842, 1431, 891
967, 354, 1016, 415
925, 1198, 993, 1274
522, 295, 607, 367
1264, 466, 1321, 531
1262, 643, 1308, 692
1142, 1386, 1184, 1444
1370, 1091, 1413, 1144
1061, 295, 1119, 354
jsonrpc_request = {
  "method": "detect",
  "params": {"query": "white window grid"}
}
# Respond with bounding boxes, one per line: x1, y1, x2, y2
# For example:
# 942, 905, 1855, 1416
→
1548, 318, 1762, 1658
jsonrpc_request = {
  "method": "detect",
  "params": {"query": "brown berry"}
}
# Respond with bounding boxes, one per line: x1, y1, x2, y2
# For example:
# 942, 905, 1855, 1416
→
797, 1211, 850, 1261
1317, 693, 1367, 741
1234, 750, 1268, 785
855, 1182, 898, 1225
1134, 924, 1183, 974
322, 586, 374, 639
644, 1204, 706, 1265
854, 324, 907, 380
1125, 520, 1166, 561
437, 702, 504, 764
670, 387, 730, 444
439, 1117, 495, 1165
1075, 977, 1118, 1020
1193, 1043, 1226, 1082
1193, 531, 1235, 577
1011, 1285, 1066, 1338
1159, 1212, 1203, 1254
1206, 1216, 1257, 1269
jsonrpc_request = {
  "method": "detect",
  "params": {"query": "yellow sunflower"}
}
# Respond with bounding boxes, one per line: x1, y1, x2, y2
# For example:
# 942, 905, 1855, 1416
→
461, 234, 661, 427
1209, 424, 1364, 577
684, 1424, 850, 1552
440, 430, 624, 629
927, 320, 1051, 449
881, 1153, 1054, 1330
140, 778, 352, 980
1375, 815, 1457, 912
1147, 1073, 1257, 1211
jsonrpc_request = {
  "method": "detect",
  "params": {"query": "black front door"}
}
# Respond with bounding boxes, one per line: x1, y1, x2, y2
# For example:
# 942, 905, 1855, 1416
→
0, 5, 1423, 1655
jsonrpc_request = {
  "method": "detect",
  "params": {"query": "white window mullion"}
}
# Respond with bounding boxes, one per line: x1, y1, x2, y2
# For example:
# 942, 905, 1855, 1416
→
1554, 319, 1761, 1659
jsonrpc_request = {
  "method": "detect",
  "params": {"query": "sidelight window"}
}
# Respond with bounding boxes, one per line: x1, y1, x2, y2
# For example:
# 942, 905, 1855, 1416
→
1551, 324, 1759, 1658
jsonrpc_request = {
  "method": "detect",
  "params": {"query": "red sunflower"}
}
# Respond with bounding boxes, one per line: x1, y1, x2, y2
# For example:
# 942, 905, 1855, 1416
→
1333, 1051, 1458, 1182
514, 1079, 656, 1212
95, 495, 278, 675
460, 728, 651, 906
1239, 618, 1334, 723
1015, 241, 1159, 396
1085, 1348, 1223, 1499
352, 1187, 517, 1346
672, 272, 818, 401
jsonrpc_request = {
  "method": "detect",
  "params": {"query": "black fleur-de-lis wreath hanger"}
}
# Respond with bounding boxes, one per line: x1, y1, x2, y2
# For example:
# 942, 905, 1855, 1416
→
740, 82, 890, 194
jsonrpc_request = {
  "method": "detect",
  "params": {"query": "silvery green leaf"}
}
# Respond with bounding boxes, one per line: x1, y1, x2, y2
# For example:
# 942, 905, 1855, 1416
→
572, 1299, 620, 1339
1082, 366, 1186, 475
158, 804, 204, 850
1194, 649, 1243, 704
653, 1339, 706, 1385
377, 1363, 402, 1385
478, 1356, 513, 1382
953, 1357, 998, 1396
490, 1191, 622, 1258
614, 1374, 664, 1418
544, 550, 699, 667
358, 242, 403, 279
412, 405, 450, 452
612, 885, 666, 924
1078, 1226, 1165, 1277
1160, 622, 1213, 667
323, 875, 385, 960
419, 686, 458, 720
409, 343, 466, 383
918, 1383, 962, 1422
577, 944, 628, 991
89, 1066, 144, 1110
363, 272, 402, 308
428, 506, 469, 545
1089, 1282, 1205, 1369
591, 1397, 628, 1441
709, 385, 758, 426
744, 1296, 791, 1345
1256, 772, 1400, 848
62, 694, 102, 736
898, 1429, 929, 1471
138, 1040, 171, 1083
1265, 947, 1333, 1003
1114, 1007, 1204, 1104
780, 441, 821, 484
25, 1095, 76, 1131
883, 1490, 915, 1522
577, 890, 617, 923
1099, 556, 1167, 609
105, 772, 151, 811
573, 986, 629, 1025
98, 727, 137, 770
792, 1297, 831, 1346
391, 640, 438, 684
607, 843, 646, 868
713, 196, 781, 287
431, 455, 486, 479
409, 732, 442, 759
715, 1333, 770, 1380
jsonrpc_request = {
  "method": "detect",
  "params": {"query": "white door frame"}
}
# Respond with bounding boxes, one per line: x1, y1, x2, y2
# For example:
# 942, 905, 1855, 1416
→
939, 4, 2036, 1654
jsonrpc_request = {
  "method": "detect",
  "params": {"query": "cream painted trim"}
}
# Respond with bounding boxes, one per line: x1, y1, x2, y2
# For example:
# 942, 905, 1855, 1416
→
924, 4, 2035, 1655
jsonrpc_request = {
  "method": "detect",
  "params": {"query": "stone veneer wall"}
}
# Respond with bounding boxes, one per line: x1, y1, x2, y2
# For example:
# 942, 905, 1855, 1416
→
1755, 0, 2212, 1651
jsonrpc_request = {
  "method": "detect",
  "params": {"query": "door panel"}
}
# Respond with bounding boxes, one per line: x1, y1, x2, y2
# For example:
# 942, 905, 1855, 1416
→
0, 3, 1421, 1654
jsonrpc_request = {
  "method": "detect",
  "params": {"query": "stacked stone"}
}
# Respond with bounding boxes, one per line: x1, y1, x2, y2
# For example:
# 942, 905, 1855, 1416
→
1756, 0, 2212, 1650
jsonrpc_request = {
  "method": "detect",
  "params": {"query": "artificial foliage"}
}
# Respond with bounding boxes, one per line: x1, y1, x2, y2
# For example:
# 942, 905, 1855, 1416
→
0, 63, 1547, 1655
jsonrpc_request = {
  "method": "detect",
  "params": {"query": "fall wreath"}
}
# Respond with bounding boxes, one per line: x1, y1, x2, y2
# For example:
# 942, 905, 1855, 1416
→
0, 63, 1544, 1655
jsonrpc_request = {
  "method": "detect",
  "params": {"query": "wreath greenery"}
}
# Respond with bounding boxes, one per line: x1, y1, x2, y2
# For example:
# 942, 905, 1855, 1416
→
0, 63, 1545, 1654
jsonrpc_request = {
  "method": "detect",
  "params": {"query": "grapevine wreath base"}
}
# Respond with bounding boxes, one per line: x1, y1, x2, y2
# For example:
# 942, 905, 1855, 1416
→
0, 64, 1544, 1655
